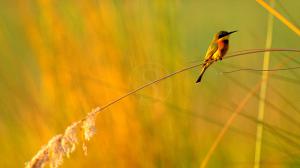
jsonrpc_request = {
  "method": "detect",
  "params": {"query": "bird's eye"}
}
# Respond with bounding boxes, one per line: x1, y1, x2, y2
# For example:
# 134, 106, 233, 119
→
218, 34, 224, 38
218, 32, 227, 39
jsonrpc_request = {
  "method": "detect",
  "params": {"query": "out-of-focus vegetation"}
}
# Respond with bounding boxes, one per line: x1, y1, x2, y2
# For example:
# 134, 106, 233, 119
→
0, 0, 300, 167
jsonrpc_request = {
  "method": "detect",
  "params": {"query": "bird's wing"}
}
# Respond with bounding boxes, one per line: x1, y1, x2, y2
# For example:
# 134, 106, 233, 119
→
204, 42, 218, 62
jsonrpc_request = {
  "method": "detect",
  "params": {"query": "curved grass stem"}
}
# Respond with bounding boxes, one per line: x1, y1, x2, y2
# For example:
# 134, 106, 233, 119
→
26, 48, 300, 168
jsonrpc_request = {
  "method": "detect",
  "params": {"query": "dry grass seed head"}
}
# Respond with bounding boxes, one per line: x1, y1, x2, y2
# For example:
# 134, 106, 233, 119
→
25, 145, 49, 168
82, 108, 99, 141
62, 122, 80, 157
48, 135, 64, 168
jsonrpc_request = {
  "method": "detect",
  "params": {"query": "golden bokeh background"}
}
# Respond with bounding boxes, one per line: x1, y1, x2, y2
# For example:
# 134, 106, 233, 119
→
0, 0, 300, 167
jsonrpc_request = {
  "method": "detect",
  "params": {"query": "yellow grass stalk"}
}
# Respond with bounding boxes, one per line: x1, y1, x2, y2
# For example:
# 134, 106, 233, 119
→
254, 1, 274, 168
256, 0, 300, 36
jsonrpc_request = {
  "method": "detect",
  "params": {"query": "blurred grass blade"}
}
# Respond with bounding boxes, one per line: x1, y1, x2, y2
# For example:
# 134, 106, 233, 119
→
254, 1, 274, 167
200, 83, 260, 168
256, 0, 300, 36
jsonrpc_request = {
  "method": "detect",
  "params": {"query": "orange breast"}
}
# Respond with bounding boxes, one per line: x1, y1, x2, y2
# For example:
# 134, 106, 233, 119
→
217, 39, 229, 57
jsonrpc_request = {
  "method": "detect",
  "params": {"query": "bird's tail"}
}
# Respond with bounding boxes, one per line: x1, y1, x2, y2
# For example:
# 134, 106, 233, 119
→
196, 63, 208, 83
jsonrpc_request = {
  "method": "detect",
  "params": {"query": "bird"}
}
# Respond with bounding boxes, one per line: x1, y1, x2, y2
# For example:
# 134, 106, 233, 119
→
196, 30, 237, 83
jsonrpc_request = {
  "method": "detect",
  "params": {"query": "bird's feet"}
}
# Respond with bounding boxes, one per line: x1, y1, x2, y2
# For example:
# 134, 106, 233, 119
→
216, 58, 222, 62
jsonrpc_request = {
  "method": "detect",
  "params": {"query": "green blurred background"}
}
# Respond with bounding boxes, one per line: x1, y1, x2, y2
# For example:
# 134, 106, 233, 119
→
0, 0, 300, 167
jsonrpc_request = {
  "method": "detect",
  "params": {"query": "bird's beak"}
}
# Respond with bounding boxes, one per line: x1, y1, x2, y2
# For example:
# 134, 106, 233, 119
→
227, 30, 238, 35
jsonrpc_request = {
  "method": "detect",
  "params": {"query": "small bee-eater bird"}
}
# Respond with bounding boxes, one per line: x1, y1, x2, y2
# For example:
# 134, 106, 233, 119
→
196, 30, 237, 83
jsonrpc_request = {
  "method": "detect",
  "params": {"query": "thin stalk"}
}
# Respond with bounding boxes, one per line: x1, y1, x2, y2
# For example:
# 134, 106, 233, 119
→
221, 66, 300, 74
88, 48, 300, 120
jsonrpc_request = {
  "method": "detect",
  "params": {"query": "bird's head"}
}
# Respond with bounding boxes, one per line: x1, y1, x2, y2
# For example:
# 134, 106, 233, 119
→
214, 30, 237, 40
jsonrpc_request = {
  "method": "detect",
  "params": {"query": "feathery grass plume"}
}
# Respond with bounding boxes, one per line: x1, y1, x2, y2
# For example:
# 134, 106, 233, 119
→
62, 122, 80, 157
48, 135, 64, 168
25, 144, 50, 168
25, 135, 64, 168
81, 107, 100, 155
82, 107, 99, 141
25, 107, 100, 168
